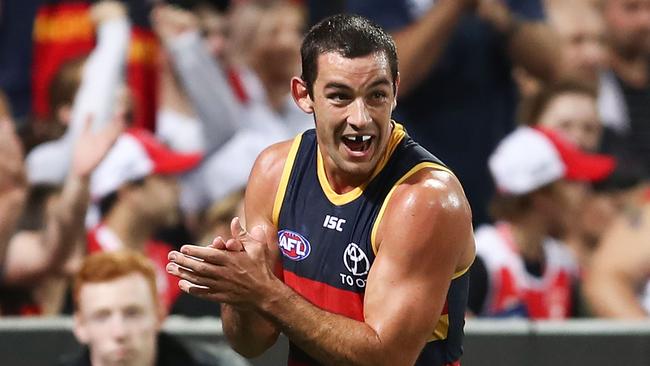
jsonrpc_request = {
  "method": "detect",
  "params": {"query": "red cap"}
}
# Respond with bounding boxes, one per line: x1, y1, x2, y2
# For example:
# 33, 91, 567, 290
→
535, 126, 616, 182
128, 127, 202, 175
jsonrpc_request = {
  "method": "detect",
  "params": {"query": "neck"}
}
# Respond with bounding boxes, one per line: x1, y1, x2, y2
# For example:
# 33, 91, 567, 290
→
324, 163, 372, 194
104, 203, 154, 250
507, 214, 546, 262
610, 51, 649, 88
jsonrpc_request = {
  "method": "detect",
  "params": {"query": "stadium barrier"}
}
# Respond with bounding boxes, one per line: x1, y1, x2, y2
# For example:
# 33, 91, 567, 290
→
1, 317, 649, 365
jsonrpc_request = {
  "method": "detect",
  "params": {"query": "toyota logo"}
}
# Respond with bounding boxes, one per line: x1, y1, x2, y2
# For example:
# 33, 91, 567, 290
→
343, 243, 369, 276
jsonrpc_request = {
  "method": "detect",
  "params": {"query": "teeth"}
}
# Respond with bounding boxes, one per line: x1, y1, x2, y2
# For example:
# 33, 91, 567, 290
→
343, 135, 372, 142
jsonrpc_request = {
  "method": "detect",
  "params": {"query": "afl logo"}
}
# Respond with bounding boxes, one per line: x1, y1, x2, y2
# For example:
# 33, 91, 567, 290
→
278, 230, 311, 261
343, 243, 369, 276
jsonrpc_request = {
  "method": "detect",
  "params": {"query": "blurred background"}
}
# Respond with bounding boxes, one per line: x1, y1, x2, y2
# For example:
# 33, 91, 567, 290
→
1, 0, 650, 364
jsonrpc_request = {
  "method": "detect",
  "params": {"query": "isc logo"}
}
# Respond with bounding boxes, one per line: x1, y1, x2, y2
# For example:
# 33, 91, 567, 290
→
323, 215, 346, 232
278, 230, 311, 261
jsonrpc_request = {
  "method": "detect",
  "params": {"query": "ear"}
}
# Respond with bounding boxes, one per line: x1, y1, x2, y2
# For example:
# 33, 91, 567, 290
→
291, 77, 314, 114
392, 72, 400, 111
73, 313, 89, 344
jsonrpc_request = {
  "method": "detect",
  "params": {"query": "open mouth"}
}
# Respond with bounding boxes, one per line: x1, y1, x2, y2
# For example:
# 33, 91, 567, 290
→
342, 135, 373, 154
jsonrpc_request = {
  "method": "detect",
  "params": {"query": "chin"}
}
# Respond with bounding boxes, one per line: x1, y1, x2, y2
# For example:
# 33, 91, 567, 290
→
340, 160, 375, 179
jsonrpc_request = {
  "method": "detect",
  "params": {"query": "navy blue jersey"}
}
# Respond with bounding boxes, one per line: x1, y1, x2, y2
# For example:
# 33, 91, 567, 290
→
273, 123, 470, 366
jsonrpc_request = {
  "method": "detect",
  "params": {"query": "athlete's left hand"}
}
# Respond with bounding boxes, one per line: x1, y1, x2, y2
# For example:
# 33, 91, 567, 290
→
167, 217, 280, 308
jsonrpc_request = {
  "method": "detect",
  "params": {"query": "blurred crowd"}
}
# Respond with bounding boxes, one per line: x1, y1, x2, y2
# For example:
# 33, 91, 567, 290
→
0, 0, 649, 331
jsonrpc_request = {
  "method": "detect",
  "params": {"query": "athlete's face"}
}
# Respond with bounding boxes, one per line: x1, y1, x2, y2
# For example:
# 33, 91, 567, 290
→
293, 52, 398, 185
74, 273, 161, 366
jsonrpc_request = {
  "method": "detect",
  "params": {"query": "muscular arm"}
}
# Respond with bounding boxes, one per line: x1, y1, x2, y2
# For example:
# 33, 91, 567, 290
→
390, 0, 474, 96
583, 205, 650, 318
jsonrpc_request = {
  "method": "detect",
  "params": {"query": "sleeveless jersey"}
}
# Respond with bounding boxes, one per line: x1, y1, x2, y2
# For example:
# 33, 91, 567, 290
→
474, 222, 578, 319
274, 123, 469, 366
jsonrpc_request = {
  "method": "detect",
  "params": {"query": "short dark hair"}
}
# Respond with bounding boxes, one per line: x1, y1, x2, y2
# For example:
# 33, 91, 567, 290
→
300, 14, 398, 97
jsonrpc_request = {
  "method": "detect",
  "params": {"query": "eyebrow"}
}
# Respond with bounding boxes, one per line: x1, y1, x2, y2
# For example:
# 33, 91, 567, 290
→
323, 78, 392, 91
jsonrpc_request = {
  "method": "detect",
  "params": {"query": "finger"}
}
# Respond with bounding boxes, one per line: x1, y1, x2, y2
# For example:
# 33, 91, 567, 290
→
230, 216, 247, 240
209, 236, 227, 250
176, 245, 230, 266
179, 280, 238, 304
166, 262, 220, 288
225, 238, 244, 252
178, 279, 210, 294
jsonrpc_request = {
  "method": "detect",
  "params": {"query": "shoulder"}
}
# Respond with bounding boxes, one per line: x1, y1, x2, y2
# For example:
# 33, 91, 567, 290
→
249, 138, 298, 186
389, 167, 471, 225
245, 137, 299, 222
376, 167, 475, 269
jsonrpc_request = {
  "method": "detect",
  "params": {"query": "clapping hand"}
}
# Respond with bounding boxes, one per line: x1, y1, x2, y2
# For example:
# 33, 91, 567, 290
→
167, 217, 277, 308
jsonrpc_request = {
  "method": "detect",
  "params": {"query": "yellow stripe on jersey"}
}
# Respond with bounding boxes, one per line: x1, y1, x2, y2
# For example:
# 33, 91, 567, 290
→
370, 162, 453, 255
428, 314, 450, 341
316, 121, 406, 206
452, 258, 475, 280
272, 134, 303, 227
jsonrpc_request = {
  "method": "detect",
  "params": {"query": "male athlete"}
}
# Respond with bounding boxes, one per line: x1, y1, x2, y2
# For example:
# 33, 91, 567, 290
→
167, 14, 475, 366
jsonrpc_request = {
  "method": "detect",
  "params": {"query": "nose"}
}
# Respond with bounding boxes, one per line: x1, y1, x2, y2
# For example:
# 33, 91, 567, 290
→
109, 314, 128, 340
347, 98, 372, 129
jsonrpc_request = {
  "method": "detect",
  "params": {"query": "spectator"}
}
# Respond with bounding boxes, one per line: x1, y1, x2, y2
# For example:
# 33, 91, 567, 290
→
1, 112, 123, 315
519, 80, 649, 315
520, 80, 603, 151
517, 0, 608, 97
584, 200, 650, 318
547, 0, 608, 84
469, 126, 615, 318
598, 0, 650, 177
347, 0, 560, 224
60, 250, 248, 366
154, 1, 230, 156
87, 128, 201, 312
26, 0, 131, 187
152, 1, 312, 217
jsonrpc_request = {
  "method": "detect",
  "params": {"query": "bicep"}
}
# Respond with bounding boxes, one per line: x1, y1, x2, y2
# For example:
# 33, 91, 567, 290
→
363, 177, 472, 363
